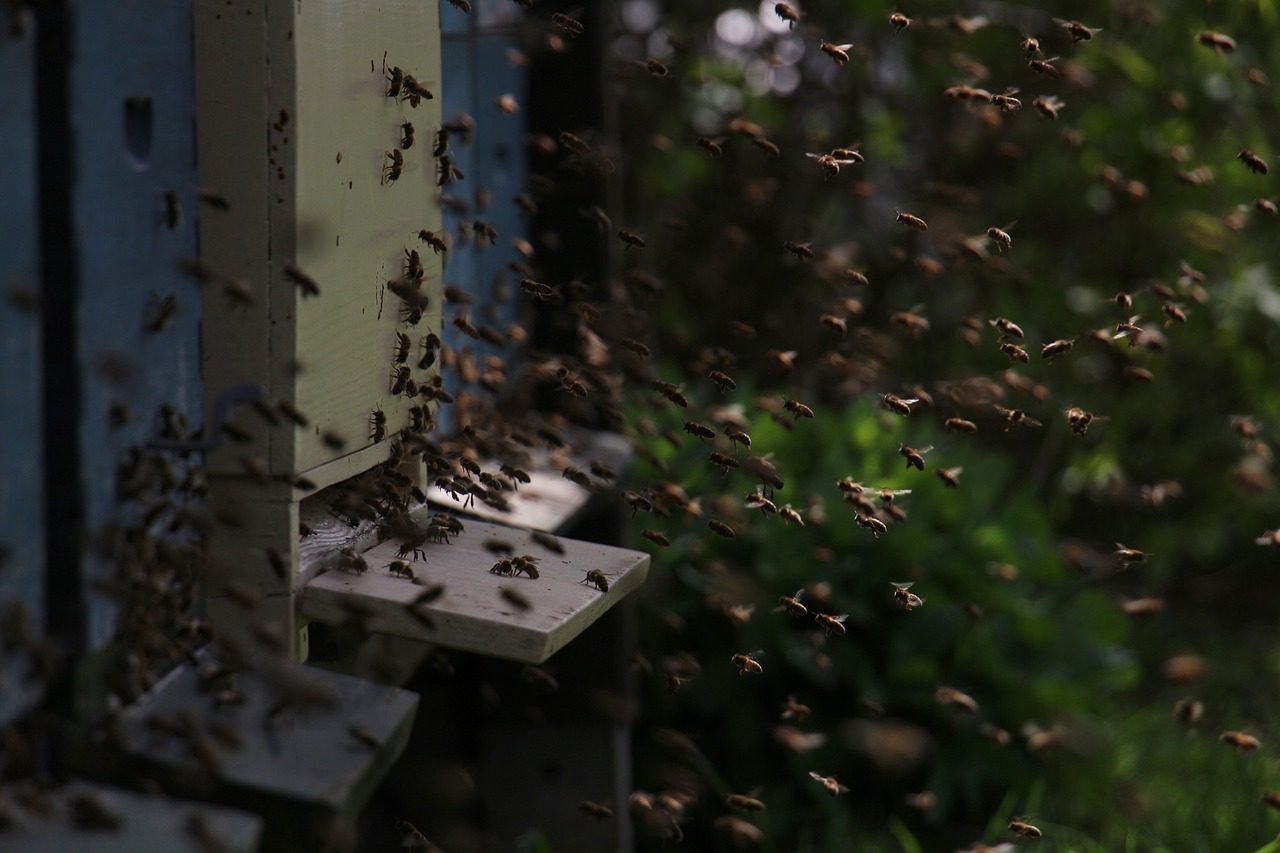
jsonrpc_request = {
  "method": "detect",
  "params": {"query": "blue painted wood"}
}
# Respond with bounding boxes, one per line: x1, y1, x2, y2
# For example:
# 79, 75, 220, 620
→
66, 1, 202, 650
0, 19, 46, 725
439, 0, 471, 35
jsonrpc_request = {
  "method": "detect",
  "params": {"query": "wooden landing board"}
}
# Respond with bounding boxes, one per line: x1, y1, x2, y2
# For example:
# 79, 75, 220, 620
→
300, 519, 649, 664
0, 780, 262, 853
426, 430, 631, 532
120, 649, 418, 815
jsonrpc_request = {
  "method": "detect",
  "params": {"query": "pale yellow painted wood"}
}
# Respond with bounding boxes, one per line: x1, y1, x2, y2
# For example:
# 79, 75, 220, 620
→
299, 520, 650, 664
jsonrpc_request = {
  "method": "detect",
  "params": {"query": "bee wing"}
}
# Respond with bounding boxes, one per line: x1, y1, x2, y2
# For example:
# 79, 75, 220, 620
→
901, 398, 921, 406
890, 581, 914, 590
1000, 88, 1020, 97
918, 445, 934, 454
1052, 17, 1070, 25
1022, 416, 1043, 428
804, 152, 825, 161
994, 404, 1013, 415
794, 587, 806, 599
830, 614, 849, 623
1001, 219, 1018, 231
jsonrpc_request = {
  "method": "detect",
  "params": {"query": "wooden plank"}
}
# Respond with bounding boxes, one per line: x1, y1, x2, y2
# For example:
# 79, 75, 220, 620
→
0, 781, 262, 853
120, 648, 419, 817
0, 18, 44, 725
426, 429, 631, 532
299, 519, 649, 664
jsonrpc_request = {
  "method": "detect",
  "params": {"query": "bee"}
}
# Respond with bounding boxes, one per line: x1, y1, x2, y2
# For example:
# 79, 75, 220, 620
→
1256, 530, 1280, 547
1114, 543, 1149, 564
283, 264, 321, 298
336, 547, 368, 575
820, 42, 855, 66
935, 466, 963, 488
994, 405, 1042, 431
697, 136, 724, 158
1262, 792, 1280, 810
709, 451, 739, 474
1064, 407, 1098, 435
726, 793, 765, 812
725, 425, 752, 449
774, 3, 799, 28
856, 513, 888, 538
936, 686, 979, 713
500, 586, 532, 611
1198, 31, 1237, 52
889, 12, 911, 32
898, 443, 931, 470
1053, 18, 1102, 42
777, 588, 808, 618
1256, 198, 1278, 215
1008, 818, 1043, 839
1238, 149, 1269, 175
384, 57, 404, 97
895, 210, 928, 231
616, 228, 646, 249
644, 57, 669, 77
783, 240, 815, 261
501, 464, 532, 489
641, 529, 670, 547
891, 582, 924, 611
551, 11, 584, 36
579, 800, 614, 820
417, 229, 448, 255
511, 555, 541, 579
814, 612, 848, 636
989, 89, 1022, 113
784, 399, 814, 420
387, 560, 414, 579
780, 696, 811, 721
401, 75, 433, 105
708, 519, 736, 538
943, 416, 977, 433
731, 650, 764, 675
582, 569, 610, 592
808, 772, 849, 797
779, 505, 804, 526
1019, 35, 1040, 56
348, 724, 382, 749
621, 491, 653, 518
752, 136, 781, 157
881, 393, 919, 416
369, 408, 387, 442
805, 151, 861, 177
383, 149, 403, 183
400, 121, 415, 150
1027, 56, 1061, 78
1033, 95, 1065, 120
987, 224, 1015, 250
708, 369, 737, 392
1041, 338, 1075, 360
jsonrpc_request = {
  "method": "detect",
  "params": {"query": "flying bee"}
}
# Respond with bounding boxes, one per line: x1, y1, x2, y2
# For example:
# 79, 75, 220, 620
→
881, 393, 919, 416
1041, 338, 1075, 360
519, 278, 556, 302
709, 451, 739, 474
774, 2, 799, 28
708, 519, 736, 538
726, 793, 765, 812
697, 136, 724, 157
731, 650, 764, 675
1238, 149, 1269, 175
1220, 731, 1261, 751
1256, 198, 1278, 215
1114, 543, 1148, 564
752, 136, 781, 157
783, 240, 815, 261
746, 491, 777, 515
898, 443, 931, 470
891, 582, 924, 611
989, 89, 1022, 113
997, 342, 1028, 363
777, 589, 808, 618
383, 149, 403, 183
387, 560, 414, 579
895, 210, 928, 231
944, 416, 977, 433
582, 569, 610, 592
1064, 407, 1099, 435
551, 11, 584, 36
820, 42, 855, 65
1262, 792, 1280, 810
1027, 56, 1061, 78
994, 405, 1042, 431
1198, 30, 1237, 52
785, 399, 814, 419
936, 685, 979, 713
1019, 34, 1040, 56
725, 425, 752, 449
707, 369, 737, 393
987, 223, 1015, 250
641, 529, 670, 547
889, 12, 911, 32
400, 121, 415, 150
500, 586, 531, 611
805, 152, 861, 177
579, 801, 614, 820
616, 229, 646, 249
1008, 818, 1043, 839
809, 772, 849, 797
779, 505, 804, 526
1033, 95, 1065, 120
143, 293, 178, 333
857, 513, 888, 538
935, 466, 963, 488
1053, 18, 1102, 42
990, 317, 1024, 339
814, 612, 848, 636
781, 695, 811, 720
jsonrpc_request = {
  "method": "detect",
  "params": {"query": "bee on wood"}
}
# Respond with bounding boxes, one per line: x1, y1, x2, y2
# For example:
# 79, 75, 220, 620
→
1238, 149, 1269, 175
891, 582, 924, 611
809, 772, 849, 797
898, 443, 931, 470
582, 569, 610, 592
384, 56, 404, 97
1028, 56, 1061, 78
731, 651, 764, 675
401, 75, 433, 106
511, 555, 541, 579
579, 800, 614, 820
398, 121, 415, 150
784, 241, 815, 261
370, 409, 387, 442
895, 210, 928, 231
1041, 338, 1075, 360
1053, 18, 1102, 42
820, 42, 855, 65
708, 519, 736, 538
1198, 31, 1237, 52
1008, 818, 1042, 838
814, 612, 848, 636
551, 11, 584, 36
1114, 543, 1148, 565
387, 560, 414, 579
889, 12, 911, 32
641, 529, 670, 547
391, 365, 411, 395
383, 149, 403, 183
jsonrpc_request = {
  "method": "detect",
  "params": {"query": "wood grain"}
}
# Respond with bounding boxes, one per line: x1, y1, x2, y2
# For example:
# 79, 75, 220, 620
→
299, 519, 649, 664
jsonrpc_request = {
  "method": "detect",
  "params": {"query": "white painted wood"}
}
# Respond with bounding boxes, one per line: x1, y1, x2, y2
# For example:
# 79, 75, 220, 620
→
299, 519, 650, 663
